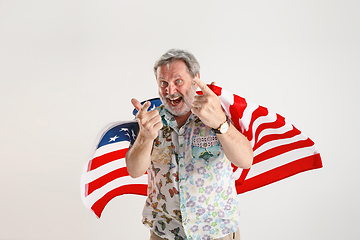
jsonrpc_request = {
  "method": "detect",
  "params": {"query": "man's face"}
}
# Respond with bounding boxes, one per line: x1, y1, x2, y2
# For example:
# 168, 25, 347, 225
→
157, 60, 198, 117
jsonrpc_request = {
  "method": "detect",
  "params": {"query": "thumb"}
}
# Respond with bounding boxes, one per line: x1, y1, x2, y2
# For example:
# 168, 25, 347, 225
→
131, 98, 142, 111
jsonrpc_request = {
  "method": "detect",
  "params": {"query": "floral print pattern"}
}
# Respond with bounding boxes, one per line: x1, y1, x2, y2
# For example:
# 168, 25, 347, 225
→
142, 106, 240, 240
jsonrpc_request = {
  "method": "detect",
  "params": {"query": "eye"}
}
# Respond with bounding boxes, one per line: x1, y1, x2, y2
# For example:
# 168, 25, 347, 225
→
159, 81, 168, 87
175, 79, 183, 85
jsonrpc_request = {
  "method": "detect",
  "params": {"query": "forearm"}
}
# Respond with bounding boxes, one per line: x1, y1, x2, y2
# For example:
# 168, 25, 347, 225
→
126, 99, 163, 178
125, 135, 154, 178
216, 123, 253, 169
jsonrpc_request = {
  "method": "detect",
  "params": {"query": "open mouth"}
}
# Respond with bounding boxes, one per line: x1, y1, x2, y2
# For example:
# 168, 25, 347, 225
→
168, 96, 183, 106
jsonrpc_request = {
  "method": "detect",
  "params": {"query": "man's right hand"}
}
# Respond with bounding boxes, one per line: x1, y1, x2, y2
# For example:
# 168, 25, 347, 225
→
131, 98, 163, 141
126, 99, 162, 178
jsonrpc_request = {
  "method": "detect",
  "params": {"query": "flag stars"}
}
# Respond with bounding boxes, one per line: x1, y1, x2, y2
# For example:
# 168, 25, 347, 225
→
131, 130, 136, 139
109, 135, 119, 142
119, 128, 131, 139
119, 128, 129, 133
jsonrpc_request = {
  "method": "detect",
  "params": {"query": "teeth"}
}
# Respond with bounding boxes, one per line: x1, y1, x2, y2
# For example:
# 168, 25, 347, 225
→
169, 96, 181, 100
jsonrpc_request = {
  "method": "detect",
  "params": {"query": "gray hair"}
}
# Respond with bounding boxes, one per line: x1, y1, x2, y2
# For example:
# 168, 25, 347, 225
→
154, 49, 200, 78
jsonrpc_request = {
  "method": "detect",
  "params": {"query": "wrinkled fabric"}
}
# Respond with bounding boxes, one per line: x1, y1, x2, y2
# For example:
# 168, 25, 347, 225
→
142, 105, 240, 240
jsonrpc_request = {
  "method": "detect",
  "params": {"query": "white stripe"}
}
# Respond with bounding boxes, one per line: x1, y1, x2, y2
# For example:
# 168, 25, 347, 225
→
219, 89, 234, 115
256, 120, 294, 145
83, 175, 148, 208
233, 168, 243, 180
82, 158, 127, 183
248, 111, 277, 146
239, 102, 259, 133
246, 145, 318, 179
81, 120, 137, 209
253, 131, 308, 156
93, 141, 130, 158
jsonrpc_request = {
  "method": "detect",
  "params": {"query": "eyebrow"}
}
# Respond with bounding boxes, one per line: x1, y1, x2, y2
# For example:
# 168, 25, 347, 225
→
158, 75, 182, 80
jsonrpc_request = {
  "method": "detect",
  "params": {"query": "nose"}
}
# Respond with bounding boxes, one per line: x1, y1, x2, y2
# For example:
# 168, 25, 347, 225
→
166, 82, 177, 95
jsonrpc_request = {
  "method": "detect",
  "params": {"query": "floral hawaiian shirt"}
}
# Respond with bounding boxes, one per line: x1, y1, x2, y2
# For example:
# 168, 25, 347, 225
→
142, 105, 240, 240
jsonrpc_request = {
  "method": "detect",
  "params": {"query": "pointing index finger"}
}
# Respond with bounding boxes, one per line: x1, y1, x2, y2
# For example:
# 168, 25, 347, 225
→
131, 99, 150, 116
193, 77, 213, 96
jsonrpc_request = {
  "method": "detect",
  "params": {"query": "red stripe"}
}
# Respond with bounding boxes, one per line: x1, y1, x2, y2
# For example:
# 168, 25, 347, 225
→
238, 168, 250, 184
253, 126, 301, 151
254, 114, 286, 140
86, 167, 130, 196
229, 95, 247, 131
253, 138, 315, 164
91, 184, 148, 218
208, 84, 222, 96
244, 106, 269, 141
88, 148, 128, 171
235, 153, 322, 194
253, 114, 287, 148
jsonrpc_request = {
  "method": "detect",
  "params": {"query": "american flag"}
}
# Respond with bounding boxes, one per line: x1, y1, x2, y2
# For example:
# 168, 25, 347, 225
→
81, 85, 322, 218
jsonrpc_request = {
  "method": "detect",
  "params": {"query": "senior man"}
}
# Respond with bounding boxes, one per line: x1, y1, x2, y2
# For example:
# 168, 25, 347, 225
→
126, 49, 253, 240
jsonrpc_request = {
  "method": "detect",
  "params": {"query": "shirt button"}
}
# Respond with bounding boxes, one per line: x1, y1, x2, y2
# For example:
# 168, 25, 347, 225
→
180, 164, 184, 167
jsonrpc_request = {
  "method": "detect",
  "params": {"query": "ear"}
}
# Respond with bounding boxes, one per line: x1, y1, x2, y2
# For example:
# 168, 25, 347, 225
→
193, 73, 200, 88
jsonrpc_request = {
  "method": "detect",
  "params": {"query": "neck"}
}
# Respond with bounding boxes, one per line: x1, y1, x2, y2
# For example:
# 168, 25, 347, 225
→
174, 112, 191, 128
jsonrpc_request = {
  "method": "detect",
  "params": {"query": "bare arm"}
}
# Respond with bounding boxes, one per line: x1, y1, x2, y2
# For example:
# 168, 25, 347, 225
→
215, 122, 253, 169
191, 78, 253, 169
125, 99, 163, 178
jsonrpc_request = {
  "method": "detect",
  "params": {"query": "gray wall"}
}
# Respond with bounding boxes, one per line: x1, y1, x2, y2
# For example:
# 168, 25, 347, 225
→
0, 0, 359, 239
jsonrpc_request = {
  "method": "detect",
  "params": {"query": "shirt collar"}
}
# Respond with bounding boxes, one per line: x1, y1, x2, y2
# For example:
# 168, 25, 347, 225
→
157, 105, 198, 131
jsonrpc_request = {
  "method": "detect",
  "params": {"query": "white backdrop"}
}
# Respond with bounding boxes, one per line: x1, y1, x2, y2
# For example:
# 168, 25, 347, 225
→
0, 1, 359, 239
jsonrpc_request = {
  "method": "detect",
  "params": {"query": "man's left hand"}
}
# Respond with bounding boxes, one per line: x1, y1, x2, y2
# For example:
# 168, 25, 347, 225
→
191, 78, 227, 129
